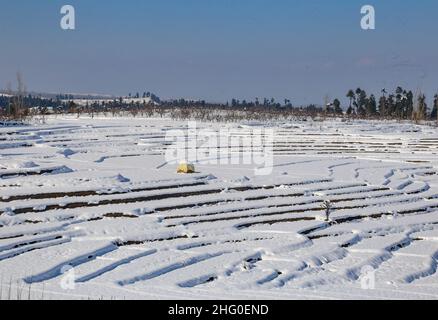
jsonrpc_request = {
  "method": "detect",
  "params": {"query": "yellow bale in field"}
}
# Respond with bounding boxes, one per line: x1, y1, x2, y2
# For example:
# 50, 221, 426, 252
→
177, 163, 195, 174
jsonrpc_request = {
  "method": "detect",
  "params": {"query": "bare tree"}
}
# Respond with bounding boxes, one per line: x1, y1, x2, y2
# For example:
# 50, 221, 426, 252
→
322, 200, 332, 222
413, 91, 428, 123
15, 72, 26, 119
4, 73, 27, 121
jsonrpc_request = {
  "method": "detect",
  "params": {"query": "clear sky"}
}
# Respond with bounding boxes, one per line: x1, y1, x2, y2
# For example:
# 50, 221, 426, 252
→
0, 0, 437, 104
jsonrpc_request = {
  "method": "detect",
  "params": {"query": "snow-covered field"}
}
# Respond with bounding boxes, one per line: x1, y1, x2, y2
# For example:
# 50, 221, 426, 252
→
1, 116, 438, 300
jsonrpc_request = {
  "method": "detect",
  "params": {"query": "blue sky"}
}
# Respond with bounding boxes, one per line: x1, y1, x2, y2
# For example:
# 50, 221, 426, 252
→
0, 0, 437, 104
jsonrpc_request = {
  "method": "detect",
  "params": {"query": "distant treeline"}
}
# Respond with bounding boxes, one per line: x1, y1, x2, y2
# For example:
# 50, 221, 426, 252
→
344, 87, 437, 121
1, 87, 437, 123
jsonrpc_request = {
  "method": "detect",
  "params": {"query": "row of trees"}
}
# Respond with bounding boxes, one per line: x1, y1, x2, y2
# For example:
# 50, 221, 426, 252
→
343, 87, 438, 121
127, 92, 160, 102
1, 80, 438, 123
164, 97, 294, 109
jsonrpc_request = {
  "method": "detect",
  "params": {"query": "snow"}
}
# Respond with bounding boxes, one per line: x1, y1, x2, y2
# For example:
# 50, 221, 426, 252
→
0, 116, 438, 300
